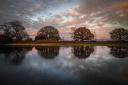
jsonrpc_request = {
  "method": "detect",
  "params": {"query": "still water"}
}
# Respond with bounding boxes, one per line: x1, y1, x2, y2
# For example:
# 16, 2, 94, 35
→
0, 45, 128, 85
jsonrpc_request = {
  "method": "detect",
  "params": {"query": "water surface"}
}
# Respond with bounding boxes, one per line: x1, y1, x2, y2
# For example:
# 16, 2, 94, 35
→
0, 45, 128, 85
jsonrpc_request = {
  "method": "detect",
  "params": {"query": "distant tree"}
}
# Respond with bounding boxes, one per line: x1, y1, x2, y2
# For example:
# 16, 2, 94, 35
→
110, 28, 128, 41
73, 46, 94, 59
73, 27, 94, 41
35, 26, 61, 40
0, 21, 30, 42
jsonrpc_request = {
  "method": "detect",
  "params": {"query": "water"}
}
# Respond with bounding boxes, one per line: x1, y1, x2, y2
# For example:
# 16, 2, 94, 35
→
0, 45, 128, 85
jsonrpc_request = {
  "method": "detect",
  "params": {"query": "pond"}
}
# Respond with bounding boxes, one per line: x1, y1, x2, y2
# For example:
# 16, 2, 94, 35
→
0, 45, 128, 85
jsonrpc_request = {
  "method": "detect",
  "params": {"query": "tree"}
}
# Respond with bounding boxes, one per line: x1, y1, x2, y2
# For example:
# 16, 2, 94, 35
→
35, 26, 61, 41
110, 28, 128, 41
0, 21, 30, 41
73, 27, 94, 41
0, 34, 12, 43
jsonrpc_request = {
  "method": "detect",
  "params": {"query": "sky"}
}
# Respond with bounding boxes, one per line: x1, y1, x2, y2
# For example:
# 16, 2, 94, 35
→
0, 0, 128, 40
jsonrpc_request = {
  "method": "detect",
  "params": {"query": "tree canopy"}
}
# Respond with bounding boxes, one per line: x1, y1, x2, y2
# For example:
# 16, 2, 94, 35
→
73, 27, 94, 41
35, 26, 61, 41
110, 28, 128, 41
0, 21, 31, 42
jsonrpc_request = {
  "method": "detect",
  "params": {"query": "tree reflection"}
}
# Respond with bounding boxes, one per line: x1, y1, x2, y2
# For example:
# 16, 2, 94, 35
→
0, 46, 32, 65
110, 46, 128, 58
73, 46, 94, 59
36, 46, 60, 59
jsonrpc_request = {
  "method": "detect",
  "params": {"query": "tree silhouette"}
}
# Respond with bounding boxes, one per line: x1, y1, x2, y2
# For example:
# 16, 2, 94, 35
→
0, 34, 12, 43
36, 46, 60, 59
110, 28, 128, 41
35, 26, 61, 40
73, 27, 94, 41
73, 46, 94, 59
0, 21, 31, 42
110, 46, 128, 58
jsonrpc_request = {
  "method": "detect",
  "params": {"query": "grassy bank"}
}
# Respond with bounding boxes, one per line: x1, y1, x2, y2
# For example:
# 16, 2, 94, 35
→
3, 41, 128, 47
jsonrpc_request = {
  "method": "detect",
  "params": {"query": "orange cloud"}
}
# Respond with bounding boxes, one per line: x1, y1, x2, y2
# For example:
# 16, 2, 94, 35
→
28, 31, 37, 36
111, 2, 128, 10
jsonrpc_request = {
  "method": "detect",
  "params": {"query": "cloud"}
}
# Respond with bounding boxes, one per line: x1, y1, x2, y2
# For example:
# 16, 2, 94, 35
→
76, 0, 128, 28
110, 1, 128, 10
0, 0, 128, 39
0, 0, 73, 24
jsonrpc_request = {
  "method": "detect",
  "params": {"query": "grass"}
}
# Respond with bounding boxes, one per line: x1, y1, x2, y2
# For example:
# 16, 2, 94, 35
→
3, 41, 128, 47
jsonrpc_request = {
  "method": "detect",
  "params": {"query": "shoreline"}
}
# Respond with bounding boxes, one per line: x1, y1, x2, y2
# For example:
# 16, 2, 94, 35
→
0, 41, 128, 47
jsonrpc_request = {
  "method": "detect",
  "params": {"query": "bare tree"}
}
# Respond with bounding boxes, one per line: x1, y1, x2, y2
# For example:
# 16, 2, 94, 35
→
0, 21, 31, 41
73, 27, 94, 41
110, 28, 128, 41
35, 26, 61, 40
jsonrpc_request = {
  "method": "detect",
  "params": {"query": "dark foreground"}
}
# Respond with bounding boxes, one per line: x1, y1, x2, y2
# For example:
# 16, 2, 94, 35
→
0, 44, 128, 85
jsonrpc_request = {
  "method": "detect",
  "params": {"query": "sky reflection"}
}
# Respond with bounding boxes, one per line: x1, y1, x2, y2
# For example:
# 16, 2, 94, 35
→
0, 46, 128, 85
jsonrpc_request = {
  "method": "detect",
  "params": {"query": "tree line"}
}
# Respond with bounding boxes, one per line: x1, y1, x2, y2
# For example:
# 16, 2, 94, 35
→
0, 20, 128, 43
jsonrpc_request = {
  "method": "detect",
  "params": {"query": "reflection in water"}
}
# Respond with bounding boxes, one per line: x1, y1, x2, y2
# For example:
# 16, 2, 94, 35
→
0, 46, 32, 65
110, 46, 128, 58
0, 46, 128, 85
36, 46, 60, 59
73, 46, 94, 59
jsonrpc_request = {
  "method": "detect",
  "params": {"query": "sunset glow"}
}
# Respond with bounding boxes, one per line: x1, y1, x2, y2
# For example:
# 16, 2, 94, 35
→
0, 0, 128, 40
